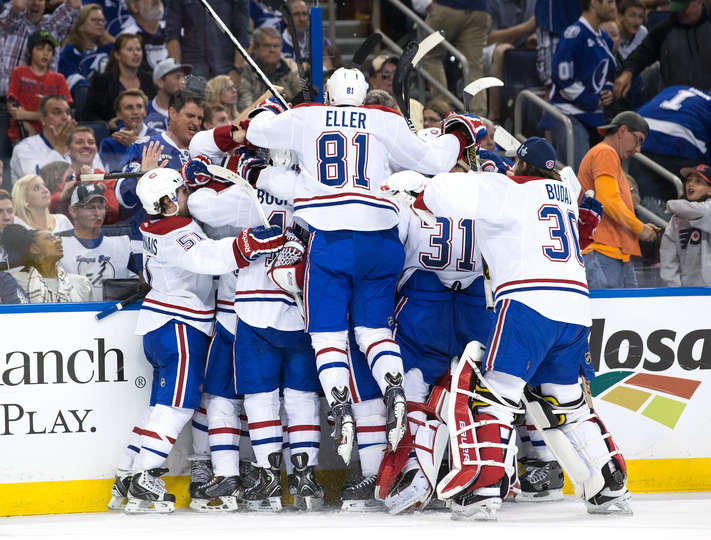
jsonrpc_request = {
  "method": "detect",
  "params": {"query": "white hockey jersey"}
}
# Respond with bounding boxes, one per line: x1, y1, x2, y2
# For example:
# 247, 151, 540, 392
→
247, 104, 460, 232
188, 178, 303, 332
136, 216, 243, 336
397, 203, 483, 291
58, 233, 136, 301
422, 171, 591, 326
216, 270, 238, 334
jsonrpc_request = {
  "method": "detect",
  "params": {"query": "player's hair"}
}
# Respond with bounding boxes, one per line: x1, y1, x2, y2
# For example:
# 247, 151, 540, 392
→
617, 0, 644, 14
64, 4, 112, 50
105, 33, 142, 78
253, 26, 282, 49
38, 94, 69, 117
364, 89, 396, 108
515, 160, 561, 181
169, 89, 204, 113
114, 89, 149, 113
38, 161, 73, 193
0, 189, 11, 202
66, 126, 96, 147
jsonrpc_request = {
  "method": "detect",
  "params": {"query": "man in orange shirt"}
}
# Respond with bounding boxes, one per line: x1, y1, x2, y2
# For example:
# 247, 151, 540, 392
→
578, 111, 660, 288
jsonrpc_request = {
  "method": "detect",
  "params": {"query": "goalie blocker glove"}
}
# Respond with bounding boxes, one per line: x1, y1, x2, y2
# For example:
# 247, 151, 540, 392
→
577, 193, 603, 250
180, 155, 213, 188
234, 226, 286, 268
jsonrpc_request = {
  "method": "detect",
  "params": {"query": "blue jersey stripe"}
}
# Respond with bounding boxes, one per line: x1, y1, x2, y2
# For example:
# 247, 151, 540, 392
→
191, 421, 208, 432
497, 285, 589, 297
210, 444, 239, 452
295, 199, 398, 212
234, 297, 296, 306
289, 441, 321, 449
142, 446, 169, 458
141, 306, 215, 322
369, 350, 402, 370
251, 436, 284, 446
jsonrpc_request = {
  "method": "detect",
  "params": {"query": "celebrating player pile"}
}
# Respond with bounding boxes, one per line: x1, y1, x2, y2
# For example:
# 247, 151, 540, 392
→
108, 61, 631, 521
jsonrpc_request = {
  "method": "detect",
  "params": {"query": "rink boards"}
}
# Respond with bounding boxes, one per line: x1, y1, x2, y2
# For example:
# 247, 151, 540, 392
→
0, 288, 710, 516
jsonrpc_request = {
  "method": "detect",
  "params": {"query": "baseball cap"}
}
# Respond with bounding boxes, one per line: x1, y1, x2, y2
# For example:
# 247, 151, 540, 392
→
680, 164, 711, 185
516, 136, 557, 171
668, 0, 693, 11
70, 183, 106, 207
597, 111, 649, 136
153, 58, 193, 84
27, 30, 59, 51
368, 54, 398, 76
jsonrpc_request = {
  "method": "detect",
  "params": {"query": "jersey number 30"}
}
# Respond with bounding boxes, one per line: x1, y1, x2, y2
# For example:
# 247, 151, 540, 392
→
316, 132, 370, 188
538, 205, 583, 265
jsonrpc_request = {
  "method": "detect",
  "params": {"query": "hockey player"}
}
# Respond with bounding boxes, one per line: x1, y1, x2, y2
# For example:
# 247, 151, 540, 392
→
119, 167, 285, 513
382, 137, 627, 520
246, 67, 477, 458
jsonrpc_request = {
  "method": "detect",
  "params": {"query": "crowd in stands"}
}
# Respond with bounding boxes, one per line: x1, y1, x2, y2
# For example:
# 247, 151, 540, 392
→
1, 0, 710, 305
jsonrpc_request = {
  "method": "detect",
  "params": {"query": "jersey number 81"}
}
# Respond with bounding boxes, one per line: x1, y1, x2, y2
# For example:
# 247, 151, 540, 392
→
316, 131, 370, 188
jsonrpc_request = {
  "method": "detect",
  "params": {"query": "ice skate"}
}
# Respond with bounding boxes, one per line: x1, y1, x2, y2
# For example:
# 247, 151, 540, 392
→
290, 452, 324, 511
450, 483, 502, 521
585, 460, 633, 515
107, 470, 132, 510
188, 456, 212, 502
124, 468, 176, 514
384, 468, 432, 515
242, 452, 283, 512
340, 472, 381, 512
383, 372, 407, 452
517, 459, 564, 502
189, 475, 241, 512
329, 387, 355, 465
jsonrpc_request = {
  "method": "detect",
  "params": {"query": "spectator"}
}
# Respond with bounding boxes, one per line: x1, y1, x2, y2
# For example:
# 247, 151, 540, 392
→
12, 173, 73, 232
322, 44, 343, 76
0, 268, 28, 302
58, 4, 114, 113
237, 26, 301, 111
364, 89, 397, 109
660, 164, 711, 286
145, 57, 191, 131
1, 185, 27, 300
8, 29, 72, 143
422, 99, 450, 129
100, 88, 159, 172
617, 0, 648, 59
549, 0, 618, 170
249, 0, 281, 30
614, 0, 711, 99
631, 85, 711, 202
59, 183, 137, 300
534, 0, 581, 87
578, 111, 661, 288
279, 0, 330, 72
38, 159, 72, 194
83, 33, 155, 122
367, 54, 397, 98
166, 0, 250, 81
0, 188, 14, 268
1, 223, 91, 302
205, 74, 238, 120
484, 0, 537, 122
120, 0, 167, 73
202, 103, 231, 129
419, 0, 490, 116
10, 94, 76, 183
599, 20, 621, 54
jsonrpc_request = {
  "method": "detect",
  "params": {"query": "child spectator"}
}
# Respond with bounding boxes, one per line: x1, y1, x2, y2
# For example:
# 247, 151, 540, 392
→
82, 33, 155, 122
12, 173, 73, 233
8, 30, 72, 143
202, 104, 231, 129
59, 4, 115, 114
660, 164, 711, 287
205, 74, 238, 120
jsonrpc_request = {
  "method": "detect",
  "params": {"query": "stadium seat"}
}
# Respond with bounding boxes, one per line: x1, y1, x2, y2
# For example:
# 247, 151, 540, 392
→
502, 48, 543, 134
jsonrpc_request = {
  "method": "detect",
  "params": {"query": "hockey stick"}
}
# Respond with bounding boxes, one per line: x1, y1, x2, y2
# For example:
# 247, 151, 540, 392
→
80, 171, 144, 181
95, 283, 150, 320
263, 0, 311, 103
350, 33, 383, 69
392, 41, 419, 131
411, 31, 445, 67
206, 164, 306, 317
462, 76, 503, 103
199, 0, 289, 109
492, 125, 521, 155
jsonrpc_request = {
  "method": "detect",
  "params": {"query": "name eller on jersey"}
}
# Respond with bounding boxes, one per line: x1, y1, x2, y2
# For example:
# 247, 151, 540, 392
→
325, 110, 367, 129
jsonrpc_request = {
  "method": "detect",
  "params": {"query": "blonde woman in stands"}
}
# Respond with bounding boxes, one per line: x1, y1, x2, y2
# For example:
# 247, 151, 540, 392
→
205, 75, 239, 120
12, 174, 73, 234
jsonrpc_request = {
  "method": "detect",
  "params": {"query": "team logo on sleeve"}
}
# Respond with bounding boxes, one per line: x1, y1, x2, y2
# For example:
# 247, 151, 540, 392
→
564, 25, 580, 39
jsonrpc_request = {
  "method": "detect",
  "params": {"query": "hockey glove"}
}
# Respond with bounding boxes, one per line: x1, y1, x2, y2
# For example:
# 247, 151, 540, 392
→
236, 147, 268, 186
234, 226, 286, 268
247, 96, 288, 119
578, 193, 603, 250
180, 155, 212, 188
441, 112, 488, 149
267, 229, 306, 294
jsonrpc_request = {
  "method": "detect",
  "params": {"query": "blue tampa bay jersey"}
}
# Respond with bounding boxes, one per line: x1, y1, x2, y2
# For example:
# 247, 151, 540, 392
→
637, 86, 711, 163
550, 17, 616, 127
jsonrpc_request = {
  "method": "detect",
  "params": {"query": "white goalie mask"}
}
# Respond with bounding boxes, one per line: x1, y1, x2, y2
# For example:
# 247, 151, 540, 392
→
325, 67, 368, 106
136, 168, 185, 216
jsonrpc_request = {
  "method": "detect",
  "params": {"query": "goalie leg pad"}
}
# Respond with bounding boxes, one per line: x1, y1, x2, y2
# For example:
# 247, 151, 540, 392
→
437, 342, 523, 501
523, 383, 630, 511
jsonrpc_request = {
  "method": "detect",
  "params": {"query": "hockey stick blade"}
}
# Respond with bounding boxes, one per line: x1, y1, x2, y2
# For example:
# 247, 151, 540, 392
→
351, 33, 383, 69
393, 41, 419, 129
412, 32, 444, 67
463, 77, 503, 99
493, 125, 521, 155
